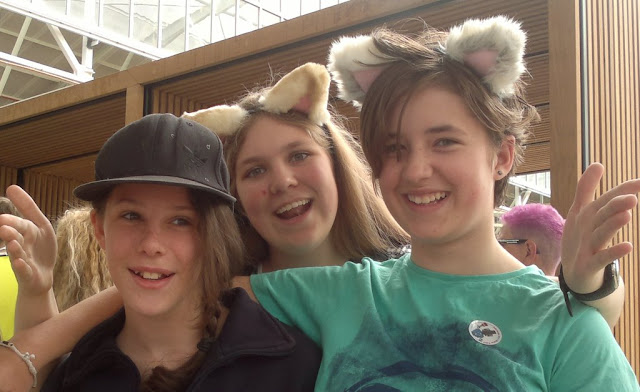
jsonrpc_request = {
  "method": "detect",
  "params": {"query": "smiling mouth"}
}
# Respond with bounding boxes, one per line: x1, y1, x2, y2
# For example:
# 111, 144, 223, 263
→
407, 192, 447, 205
275, 199, 311, 219
131, 270, 173, 280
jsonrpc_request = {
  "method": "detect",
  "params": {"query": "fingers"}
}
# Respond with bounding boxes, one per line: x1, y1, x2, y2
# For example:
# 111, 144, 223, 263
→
9, 255, 33, 285
586, 243, 633, 273
5, 185, 51, 230
568, 163, 604, 217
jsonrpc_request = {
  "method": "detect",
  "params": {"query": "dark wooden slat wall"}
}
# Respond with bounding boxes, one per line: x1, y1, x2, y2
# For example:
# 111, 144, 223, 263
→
585, 0, 639, 380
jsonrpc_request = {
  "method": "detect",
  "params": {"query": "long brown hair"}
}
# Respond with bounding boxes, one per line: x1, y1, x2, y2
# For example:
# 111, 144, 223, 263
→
92, 187, 245, 391
359, 25, 539, 207
222, 89, 409, 268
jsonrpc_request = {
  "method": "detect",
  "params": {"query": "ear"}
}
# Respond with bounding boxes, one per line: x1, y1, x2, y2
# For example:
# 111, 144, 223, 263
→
90, 209, 106, 250
524, 240, 537, 260
445, 15, 526, 97
182, 105, 248, 138
259, 63, 331, 125
327, 35, 390, 108
494, 135, 515, 180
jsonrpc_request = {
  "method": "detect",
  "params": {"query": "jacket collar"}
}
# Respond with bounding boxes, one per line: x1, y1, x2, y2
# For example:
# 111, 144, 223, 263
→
59, 288, 297, 387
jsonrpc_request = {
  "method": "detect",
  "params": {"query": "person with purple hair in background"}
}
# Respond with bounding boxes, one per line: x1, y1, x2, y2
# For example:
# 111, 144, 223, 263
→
497, 203, 564, 277
498, 203, 623, 329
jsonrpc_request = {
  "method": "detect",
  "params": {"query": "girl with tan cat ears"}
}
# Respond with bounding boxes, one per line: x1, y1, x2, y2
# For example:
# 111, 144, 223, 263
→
183, 62, 408, 273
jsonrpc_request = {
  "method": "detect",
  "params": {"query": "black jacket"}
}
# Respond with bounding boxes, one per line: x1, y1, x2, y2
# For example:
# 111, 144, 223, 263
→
42, 288, 321, 391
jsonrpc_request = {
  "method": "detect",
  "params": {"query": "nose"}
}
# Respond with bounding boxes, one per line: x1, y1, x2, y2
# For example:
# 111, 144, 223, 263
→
269, 163, 297, 194
138, 225, 166, 256
402, 147, 433, 184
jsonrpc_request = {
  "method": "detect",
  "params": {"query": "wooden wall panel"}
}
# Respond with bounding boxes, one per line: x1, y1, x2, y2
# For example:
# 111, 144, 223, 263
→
585, 0, 640, 380
23, 170, 84, 221
0, 166, 18, 195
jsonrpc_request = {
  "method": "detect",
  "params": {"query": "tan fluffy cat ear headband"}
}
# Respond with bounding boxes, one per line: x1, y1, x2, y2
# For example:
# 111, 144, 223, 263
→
182, 62, 331, 137
327, 15, 527, 108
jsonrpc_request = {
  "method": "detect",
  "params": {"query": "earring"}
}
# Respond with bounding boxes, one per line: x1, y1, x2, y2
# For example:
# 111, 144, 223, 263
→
497, 170, 503, 176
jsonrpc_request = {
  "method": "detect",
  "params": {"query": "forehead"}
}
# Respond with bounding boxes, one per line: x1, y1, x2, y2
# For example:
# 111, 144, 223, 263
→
238, 116, 316, 157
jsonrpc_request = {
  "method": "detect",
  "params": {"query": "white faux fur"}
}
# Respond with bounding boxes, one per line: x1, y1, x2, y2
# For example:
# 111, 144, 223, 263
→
181, 105, 248, 137
259, 62, 331, 126
327, 35, 389, 107
446, 15, 526, 97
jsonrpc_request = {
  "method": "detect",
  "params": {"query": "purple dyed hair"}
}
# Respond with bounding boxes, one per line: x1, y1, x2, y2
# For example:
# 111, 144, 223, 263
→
500, 203, 565, 274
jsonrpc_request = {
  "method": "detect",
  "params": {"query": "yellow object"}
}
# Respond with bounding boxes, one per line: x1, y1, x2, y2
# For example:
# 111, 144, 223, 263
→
0, 255, 17, 339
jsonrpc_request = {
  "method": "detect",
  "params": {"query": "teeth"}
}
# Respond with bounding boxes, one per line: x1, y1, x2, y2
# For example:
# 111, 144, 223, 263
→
276, 199, 310, 214
408, 192, 446, 205
134, 271, 167, 280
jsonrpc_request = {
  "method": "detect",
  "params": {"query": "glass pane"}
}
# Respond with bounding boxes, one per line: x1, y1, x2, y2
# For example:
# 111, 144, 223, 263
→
161, 1, 186, 52
237, 1, 258, 35
103, 0, 131, 37
261, 0, 281, 14
40, 0, 67, 15
133, 3, 158, 47
300, 0, 319, 15
281, 0, 300, 20
260, 10, 280, 28
190, 2, 214, 47
321, 0, 339, 7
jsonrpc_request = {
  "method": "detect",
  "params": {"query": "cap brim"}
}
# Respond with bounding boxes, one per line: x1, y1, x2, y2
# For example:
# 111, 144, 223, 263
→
73, 175, 236, 204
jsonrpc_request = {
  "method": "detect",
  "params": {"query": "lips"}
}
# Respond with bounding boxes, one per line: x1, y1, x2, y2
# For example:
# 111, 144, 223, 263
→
275, 199, 311, 219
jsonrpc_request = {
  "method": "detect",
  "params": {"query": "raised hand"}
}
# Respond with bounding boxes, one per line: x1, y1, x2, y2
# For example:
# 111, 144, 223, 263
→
0, 185, 56, 301
561, 163, 640, 294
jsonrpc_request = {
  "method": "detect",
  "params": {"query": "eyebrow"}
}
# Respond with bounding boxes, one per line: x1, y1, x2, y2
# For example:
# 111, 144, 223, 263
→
385, 124, 462, 139
237, 140, 309, 167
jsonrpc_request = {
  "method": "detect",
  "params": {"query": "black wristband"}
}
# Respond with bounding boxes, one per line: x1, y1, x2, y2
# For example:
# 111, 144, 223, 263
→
558, 261, 620, 317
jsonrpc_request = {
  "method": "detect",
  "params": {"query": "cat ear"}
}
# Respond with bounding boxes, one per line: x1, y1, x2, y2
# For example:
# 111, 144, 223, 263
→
259, 62, 331, 125
445, 15, 527, 97
181, 105, 248, 139
327, 35, 390, 108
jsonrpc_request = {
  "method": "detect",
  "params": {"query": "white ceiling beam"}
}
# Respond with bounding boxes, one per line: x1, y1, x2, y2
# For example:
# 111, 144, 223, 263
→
47, 24, 94, 79
0, 1, 171, 60
0, 51, 91, 84
0, 16, 31, 95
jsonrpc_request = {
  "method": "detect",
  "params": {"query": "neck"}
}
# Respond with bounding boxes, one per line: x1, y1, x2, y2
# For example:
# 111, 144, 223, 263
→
410, 224, 523, 275
262, 242, 347, 273
117, 304, 228, 378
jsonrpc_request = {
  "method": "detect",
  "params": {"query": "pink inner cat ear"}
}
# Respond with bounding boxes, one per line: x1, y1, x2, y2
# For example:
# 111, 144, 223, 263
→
292, 95, 312, 115
352, 67, 387, 95
463, 49, 499, 77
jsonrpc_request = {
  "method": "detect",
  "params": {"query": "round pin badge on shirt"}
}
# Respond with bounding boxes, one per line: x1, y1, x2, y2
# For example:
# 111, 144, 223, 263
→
468, 320, 502, 346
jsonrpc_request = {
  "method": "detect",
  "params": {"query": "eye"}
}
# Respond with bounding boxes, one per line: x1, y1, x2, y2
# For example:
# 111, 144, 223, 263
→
171, 217, 192, 226
122, 212, 140, 221
383, 143, 406, 155
245, 166, 265, 178
290, 151, 310, 162
434, 138, 457, 147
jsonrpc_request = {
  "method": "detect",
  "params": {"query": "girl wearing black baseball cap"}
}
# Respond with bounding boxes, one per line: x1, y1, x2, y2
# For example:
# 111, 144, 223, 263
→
1, 113, 320, 391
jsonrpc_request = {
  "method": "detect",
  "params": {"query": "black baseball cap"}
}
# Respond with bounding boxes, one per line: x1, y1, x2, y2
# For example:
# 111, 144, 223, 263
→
74, 113, 235, 204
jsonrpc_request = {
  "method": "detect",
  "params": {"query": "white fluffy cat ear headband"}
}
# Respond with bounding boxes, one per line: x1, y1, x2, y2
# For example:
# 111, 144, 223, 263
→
327, 15, 526, 107
181, 62, 331, 137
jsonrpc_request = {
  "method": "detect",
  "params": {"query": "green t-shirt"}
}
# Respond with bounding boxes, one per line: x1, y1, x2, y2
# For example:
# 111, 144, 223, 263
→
251, 254, 639, 391
0, 255, 18, 339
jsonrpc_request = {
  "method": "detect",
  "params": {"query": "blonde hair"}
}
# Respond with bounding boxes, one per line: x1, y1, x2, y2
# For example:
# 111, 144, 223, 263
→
223, 89, 409, 269
359, 25, 539, 206
53, 206, 112, 311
